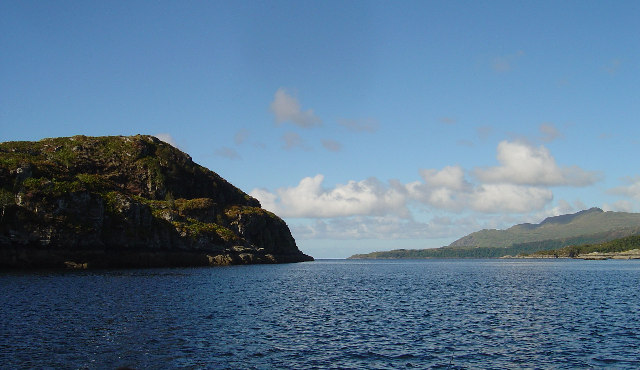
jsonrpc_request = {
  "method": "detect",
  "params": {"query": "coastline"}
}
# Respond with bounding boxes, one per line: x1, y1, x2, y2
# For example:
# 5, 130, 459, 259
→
503, 248, 640, 260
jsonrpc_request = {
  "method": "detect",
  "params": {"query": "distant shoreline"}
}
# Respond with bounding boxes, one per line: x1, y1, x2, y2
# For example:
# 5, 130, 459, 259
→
505, 248, 640, 260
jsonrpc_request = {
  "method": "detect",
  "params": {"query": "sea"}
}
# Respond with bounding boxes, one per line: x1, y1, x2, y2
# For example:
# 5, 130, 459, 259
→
1, 259, 639, 369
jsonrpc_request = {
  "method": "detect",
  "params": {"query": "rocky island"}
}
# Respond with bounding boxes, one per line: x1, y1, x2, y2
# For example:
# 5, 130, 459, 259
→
0, 135, 313, 268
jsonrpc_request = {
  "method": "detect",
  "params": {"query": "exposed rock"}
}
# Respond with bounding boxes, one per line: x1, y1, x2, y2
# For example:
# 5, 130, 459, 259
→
0, 135, 312, 268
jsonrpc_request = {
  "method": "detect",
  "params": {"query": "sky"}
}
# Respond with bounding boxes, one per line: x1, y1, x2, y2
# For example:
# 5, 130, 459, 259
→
2, 1, 639, 258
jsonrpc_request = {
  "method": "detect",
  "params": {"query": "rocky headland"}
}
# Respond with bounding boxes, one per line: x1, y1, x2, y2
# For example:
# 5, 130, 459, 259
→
0, 135, 313, 268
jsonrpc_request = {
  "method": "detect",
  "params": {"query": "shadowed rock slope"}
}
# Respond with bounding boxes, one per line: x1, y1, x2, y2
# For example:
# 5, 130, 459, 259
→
0, 135, 312, 268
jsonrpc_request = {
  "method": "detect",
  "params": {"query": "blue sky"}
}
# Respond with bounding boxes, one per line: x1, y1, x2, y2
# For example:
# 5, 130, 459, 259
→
2, 1, 639, 258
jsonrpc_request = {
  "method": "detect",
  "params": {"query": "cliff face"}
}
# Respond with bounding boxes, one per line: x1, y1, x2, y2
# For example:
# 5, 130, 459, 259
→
0, 135, 312, 268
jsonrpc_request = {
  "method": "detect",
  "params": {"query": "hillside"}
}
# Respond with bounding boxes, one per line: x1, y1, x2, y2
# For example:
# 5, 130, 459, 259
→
449, 208, 640, 248
0, 135, 312, 268
349, 208, 640, 259
525, 235, 640, 259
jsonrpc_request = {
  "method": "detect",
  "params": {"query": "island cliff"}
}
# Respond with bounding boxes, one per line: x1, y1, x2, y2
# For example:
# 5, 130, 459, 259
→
0, 135, 313, 268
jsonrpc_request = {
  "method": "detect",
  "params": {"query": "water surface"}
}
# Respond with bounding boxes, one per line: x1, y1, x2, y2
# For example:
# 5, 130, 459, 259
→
1, 259, 639, 368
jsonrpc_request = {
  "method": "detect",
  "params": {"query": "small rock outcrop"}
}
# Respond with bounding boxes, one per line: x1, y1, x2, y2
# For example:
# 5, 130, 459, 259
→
0, 135, 313, 268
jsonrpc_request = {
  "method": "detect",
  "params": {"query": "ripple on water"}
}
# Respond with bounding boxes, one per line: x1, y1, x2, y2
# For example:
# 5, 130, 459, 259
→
1, 260, 640, 368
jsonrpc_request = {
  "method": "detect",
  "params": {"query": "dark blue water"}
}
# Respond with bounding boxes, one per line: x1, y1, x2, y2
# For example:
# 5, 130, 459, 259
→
1, 259, 639, 369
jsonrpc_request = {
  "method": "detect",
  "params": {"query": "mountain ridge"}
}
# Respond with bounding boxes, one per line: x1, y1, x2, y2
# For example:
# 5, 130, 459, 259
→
448, 207, 640, 249
349, 208, 640, 259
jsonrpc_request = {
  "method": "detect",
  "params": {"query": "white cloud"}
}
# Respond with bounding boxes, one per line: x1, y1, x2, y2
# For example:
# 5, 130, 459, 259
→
406, 166, 470, 211
474, 141, 599, 186
407, 166, 552, 214
251, 140, 601, 240
470, 184, 553, 213
250, 174, 409, 218
270, 88, 321, 128
420, 166, 469, 190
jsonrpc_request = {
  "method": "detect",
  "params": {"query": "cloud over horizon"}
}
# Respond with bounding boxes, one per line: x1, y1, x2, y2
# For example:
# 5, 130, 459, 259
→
251, 174, 409, 219
251, 140, 599, 240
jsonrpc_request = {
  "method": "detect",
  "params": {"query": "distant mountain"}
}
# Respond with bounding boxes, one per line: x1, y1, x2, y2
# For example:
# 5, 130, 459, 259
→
448, 208, 640, 249
0, 135, 312, 268
349, 208, 640, 259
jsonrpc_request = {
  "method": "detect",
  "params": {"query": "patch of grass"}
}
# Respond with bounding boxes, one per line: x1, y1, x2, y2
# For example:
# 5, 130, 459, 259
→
172, 218, 239, 242
225, 205, 271, 219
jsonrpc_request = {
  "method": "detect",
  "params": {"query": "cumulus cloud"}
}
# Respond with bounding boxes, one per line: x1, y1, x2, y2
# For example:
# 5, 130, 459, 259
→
250, 174, 409, 218
406, 166, 551, 214
406, 166, 471, 211
420, 166, 469, 190
270, 88, 321, 127
474, 141, 599, 186
469, 184, 553, 213
251, 140, 601, 240
322, 139, 342, 152
338, 118, 379, 133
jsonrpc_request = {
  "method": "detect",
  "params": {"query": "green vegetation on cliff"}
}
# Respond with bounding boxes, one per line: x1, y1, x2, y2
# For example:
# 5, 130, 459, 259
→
0, 135, 312, 268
